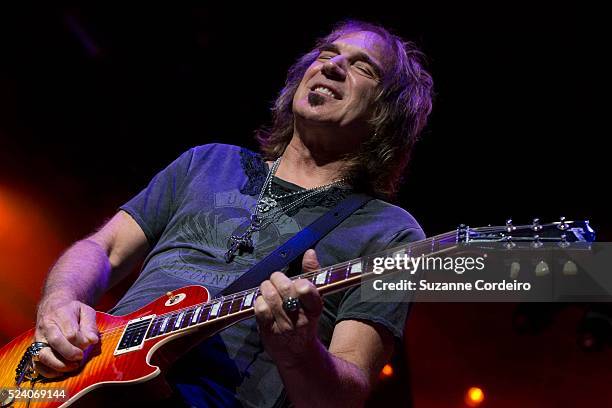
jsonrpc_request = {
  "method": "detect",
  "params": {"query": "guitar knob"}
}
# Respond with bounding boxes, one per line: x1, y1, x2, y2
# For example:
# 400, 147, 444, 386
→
510, 261, 521, 279
535, 260, 550, 277
563, 260, 578, 275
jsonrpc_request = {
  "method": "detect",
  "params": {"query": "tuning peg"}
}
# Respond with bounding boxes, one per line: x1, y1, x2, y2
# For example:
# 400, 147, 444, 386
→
535, 260, 550, 276
532, 218, 542, 232
558, 216, 569, 231
558, 234, 570, 248
563, 260, 578, 275
503, 235, 516, 249
506, 218, 515, 233
532, 234, 543, 249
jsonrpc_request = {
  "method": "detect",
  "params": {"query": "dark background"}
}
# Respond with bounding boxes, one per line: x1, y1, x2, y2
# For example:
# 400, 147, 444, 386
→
0, 4, 609, 407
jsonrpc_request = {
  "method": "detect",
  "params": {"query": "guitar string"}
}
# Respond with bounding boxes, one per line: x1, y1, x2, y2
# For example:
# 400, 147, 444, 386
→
93, 223, 567, 338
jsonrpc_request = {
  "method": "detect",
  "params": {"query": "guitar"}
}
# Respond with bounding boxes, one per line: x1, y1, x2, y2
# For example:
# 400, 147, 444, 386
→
0, 219, 595, 407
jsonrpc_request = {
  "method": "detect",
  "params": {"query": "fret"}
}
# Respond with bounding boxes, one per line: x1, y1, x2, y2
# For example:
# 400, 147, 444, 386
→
236, 293, 246, 311
166, 314, 178, 332
309, 274, 318, 285
230, 294, 244, 314
159, 316, 170, 334
181, 309, 194, 328
205, 303, 214, 321
146, 318, 160, 338
327, 267, 340, 284
219, 295, 234, 317
344, 263, 351, 280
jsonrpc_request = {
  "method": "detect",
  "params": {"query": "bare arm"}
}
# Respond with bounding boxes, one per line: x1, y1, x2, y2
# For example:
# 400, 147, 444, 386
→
254, 250, 395, 407
277, 320, 393, 408
34, 210, 149, 377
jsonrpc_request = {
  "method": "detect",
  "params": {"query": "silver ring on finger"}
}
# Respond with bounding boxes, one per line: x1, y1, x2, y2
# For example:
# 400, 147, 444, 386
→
29, 341, 50, 362
282, 297, 300, 313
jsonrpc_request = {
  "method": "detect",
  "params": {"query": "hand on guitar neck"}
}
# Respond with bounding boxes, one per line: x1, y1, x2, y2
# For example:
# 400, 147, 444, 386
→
254, 249, 325, 365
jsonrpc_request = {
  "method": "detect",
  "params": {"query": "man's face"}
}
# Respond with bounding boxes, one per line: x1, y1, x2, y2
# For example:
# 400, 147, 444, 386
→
292, 31, 386, 135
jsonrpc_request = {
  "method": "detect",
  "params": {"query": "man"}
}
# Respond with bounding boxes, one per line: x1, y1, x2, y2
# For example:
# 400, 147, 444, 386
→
33, 20, 433, 407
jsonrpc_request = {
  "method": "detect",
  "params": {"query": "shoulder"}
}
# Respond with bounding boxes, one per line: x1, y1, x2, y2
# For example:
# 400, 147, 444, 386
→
189, 143, 251, 157
361, 198, 423, 231
185, 143, 261, 167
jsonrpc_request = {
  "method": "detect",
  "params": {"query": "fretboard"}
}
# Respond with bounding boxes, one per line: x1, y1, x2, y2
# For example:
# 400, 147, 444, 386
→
144, 230, 458, 340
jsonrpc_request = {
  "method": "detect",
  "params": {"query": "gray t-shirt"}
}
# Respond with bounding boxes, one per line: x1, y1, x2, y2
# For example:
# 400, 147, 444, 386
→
109, 143, 425, 407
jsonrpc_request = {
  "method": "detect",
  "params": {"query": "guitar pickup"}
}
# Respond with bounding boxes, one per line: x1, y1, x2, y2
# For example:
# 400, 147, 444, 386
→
113, 315, 155, 356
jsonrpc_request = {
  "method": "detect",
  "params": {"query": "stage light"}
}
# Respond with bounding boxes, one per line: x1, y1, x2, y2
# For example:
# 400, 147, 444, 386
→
380, 364, 393, 378
465, 386, 485, 407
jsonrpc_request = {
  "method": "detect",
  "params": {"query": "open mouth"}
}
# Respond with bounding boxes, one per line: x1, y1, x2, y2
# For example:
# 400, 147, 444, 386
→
310, 84, 341, 99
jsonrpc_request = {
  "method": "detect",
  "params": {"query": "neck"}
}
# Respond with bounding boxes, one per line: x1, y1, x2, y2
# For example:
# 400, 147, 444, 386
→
274, 130, 348, 189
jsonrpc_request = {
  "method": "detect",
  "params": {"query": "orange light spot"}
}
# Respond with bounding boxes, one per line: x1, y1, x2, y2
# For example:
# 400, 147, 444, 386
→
381, 364, 393, 377
465, 387, 485, 407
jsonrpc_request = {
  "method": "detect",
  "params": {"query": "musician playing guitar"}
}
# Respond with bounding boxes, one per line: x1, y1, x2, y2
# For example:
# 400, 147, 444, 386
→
32, 20, 433, 407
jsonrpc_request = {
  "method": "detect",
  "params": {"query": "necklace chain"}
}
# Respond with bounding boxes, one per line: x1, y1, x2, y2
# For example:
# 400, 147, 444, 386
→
224, 157, 345, 262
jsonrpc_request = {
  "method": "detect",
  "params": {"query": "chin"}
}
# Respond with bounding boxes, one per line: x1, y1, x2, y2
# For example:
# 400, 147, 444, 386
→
295, 99, 337, 123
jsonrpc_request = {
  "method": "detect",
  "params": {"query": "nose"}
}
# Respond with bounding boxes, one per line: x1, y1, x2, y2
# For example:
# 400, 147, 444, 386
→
321, 55, 347, 80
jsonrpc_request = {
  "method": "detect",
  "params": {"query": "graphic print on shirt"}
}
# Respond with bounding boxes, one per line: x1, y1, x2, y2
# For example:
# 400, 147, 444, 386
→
161, 188, 301, 292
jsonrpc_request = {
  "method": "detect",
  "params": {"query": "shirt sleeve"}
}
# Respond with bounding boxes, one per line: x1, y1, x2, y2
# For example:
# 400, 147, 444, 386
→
119, 148, 196, 247
334, 226, 426, 340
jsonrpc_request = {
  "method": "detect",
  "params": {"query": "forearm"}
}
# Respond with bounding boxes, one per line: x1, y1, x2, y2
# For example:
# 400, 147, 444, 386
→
40, 239, 112, 309
276, 339, 370, 408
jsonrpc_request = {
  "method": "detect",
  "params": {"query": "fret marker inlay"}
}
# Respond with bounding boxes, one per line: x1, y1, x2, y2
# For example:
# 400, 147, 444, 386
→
244, 292, 255, 307
192, 306, 202, 323
315, 271, 328, 285
210, 302, 221, 316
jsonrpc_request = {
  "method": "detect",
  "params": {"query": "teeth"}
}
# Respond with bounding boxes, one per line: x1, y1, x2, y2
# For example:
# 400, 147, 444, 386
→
314, 86, 336, 98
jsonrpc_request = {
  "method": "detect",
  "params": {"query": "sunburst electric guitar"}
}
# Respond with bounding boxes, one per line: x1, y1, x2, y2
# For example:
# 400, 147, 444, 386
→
0, 219, 595, 407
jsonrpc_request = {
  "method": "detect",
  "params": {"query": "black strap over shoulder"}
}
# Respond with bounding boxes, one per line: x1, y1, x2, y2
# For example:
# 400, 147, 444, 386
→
218, 193, 372, 297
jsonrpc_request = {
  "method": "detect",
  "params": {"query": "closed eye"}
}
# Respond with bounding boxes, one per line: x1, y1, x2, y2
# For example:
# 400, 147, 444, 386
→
354, 62, 375, 77
317, 51, 337, 60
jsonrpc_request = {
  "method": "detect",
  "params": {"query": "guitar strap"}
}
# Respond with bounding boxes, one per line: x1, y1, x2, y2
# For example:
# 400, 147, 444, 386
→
218, 193, 373, 297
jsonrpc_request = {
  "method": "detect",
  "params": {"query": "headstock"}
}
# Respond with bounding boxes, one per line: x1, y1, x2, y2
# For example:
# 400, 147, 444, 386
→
457, 218, 595, 247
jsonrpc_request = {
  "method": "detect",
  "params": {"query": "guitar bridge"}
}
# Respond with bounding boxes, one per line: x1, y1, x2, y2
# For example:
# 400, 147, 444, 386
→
113, 315, 155, 356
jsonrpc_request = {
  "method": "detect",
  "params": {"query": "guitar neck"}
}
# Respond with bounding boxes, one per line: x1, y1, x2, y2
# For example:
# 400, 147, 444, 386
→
142, 230, 459, 341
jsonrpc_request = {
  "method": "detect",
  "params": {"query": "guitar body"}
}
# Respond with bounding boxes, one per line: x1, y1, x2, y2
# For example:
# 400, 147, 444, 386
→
0, 285, 213, 408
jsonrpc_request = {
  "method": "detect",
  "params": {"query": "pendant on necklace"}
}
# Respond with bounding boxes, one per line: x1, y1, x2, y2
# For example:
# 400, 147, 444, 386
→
257, 196, 277, 213
224, 214, 262, 263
